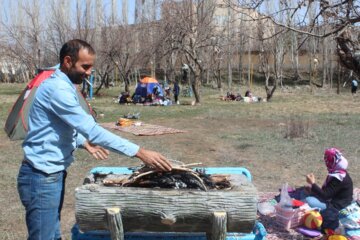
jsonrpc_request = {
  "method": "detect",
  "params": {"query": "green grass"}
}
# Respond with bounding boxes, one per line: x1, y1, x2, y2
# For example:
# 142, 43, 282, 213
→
0, 83, 359, 239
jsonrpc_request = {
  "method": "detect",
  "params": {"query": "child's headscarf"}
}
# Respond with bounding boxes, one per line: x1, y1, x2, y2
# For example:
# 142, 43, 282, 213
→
323, 148, 348, 187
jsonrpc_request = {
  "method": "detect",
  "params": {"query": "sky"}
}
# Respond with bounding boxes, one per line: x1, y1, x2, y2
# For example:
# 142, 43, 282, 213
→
1, 0, 138, 26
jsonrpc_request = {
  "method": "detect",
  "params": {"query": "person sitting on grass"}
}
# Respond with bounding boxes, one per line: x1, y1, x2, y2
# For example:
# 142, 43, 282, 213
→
245, 90, 253, 98
226, 91, 236, 101
305, 148, 353, 211
235, 93, 243, 101
152, 86, 161, 99
119, 91, 132, 104
243, 90, 262, 103
132, 94, 144, 104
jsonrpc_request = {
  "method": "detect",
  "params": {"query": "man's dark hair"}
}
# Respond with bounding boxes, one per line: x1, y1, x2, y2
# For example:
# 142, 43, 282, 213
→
59, 39, 95, 65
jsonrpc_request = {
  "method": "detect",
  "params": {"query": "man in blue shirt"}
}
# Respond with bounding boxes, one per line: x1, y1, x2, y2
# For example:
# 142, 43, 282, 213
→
17, 39, 172, 240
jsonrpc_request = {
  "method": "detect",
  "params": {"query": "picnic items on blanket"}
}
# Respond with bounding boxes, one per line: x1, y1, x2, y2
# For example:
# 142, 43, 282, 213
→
275, 203, 310, 230
321, 201, 360, 237
279, 183, 293, 208
325, 235, 349, 240
293, 199, 305, 207
123, 112, 141, 119
258, 188, 360, 239
296, 226, 322, 237
273, 184, 314, 230
339, 202, 360, 229
303, 210, 323, 229
117, 118, 137, 127
257, 201, 276, 216
345, 228, 360, 239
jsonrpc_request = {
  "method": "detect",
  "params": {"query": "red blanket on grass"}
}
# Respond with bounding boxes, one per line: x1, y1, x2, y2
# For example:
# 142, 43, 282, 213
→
101, 122, 187, 136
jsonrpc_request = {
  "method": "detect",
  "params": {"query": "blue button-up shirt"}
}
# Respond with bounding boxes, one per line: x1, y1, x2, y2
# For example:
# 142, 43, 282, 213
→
23, 69, 139, 174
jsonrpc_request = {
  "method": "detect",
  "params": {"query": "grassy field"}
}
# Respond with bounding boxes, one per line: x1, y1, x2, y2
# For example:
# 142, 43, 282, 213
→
0, 83, 360, 239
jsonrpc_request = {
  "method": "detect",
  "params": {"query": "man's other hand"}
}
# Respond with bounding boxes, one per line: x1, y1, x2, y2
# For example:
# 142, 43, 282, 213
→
84, 141, 110, 160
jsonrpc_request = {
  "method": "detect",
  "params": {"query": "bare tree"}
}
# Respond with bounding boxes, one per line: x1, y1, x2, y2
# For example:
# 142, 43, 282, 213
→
44, 0, 73, 66
74, 0, 96, 43
159, 0, 219, 104
1, 0, 44, 78
210, 37, 226, 89
257, 21, 275, 100
232, 0, 285, 100
230, 0, 360, 80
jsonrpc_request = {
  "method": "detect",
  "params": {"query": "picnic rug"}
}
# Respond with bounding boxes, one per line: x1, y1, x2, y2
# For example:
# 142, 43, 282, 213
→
257, 188, 360, 240
101, 122, 187, 136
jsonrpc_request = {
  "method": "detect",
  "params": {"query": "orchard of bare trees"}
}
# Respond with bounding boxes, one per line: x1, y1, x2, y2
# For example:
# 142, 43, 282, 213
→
0, 0, 359, 103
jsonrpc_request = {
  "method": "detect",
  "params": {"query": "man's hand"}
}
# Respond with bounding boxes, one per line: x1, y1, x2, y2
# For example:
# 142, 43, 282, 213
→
306, 173, 316, 185
84, 141, 110, 160
135, 148, 172, 171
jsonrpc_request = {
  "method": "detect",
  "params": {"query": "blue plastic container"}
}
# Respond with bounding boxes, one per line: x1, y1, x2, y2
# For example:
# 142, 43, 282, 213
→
71, 221, 266, 240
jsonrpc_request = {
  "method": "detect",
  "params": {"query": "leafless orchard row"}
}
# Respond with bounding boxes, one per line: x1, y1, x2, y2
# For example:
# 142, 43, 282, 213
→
0, 0, 359, 103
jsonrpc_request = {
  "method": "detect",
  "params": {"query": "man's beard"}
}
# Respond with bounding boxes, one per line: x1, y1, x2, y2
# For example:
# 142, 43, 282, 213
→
67, 71, 84, 85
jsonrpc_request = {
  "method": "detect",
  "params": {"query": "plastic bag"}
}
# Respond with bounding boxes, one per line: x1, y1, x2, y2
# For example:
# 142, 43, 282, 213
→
257, 201, 276, 216
279, 183, 293, 208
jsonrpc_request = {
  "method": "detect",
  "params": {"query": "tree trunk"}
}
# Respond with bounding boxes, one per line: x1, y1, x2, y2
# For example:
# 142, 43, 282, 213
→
265, 75, 277, 101
214, 67, 222, 90
337, 64, 341, 94
336, 31, 360, 78
265, 85, 277, 101
322, 36, 328, 87
95, 72, 108, 96
166, 67, 175, 84
192, 74, 201, 104
247, 43, 251, 87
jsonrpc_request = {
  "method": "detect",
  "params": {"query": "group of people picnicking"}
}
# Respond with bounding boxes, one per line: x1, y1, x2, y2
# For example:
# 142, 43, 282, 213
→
118, 80, 181, 106
221, 89, 263, 103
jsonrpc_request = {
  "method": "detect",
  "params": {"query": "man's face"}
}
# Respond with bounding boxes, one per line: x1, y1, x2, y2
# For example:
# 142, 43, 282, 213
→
66, 48, 95, 84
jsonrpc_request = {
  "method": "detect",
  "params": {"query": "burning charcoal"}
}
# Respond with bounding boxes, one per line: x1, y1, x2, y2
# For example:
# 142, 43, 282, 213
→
174, 180, 187, 189
114, 165, 236, 191
181, 177, 206, 191
167, 175, 177, 182
158, 176, 176, 188
137, 180, 159, 188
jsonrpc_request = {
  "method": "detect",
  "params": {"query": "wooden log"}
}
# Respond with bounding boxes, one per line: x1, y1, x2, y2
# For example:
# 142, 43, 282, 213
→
75, 174, 258, 233
210, 212, 227, 240
106, 207, 124, 240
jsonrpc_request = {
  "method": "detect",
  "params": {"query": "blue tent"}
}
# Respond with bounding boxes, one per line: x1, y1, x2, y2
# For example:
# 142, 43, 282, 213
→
134, 77, 164, 98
